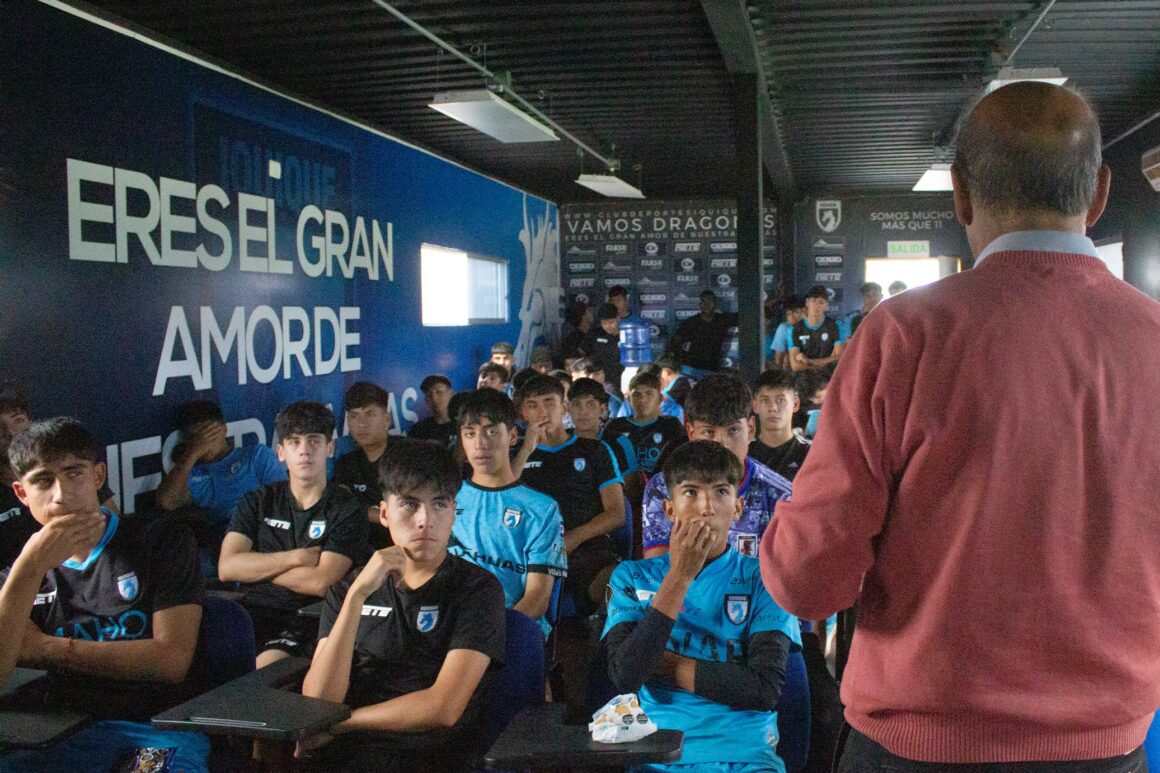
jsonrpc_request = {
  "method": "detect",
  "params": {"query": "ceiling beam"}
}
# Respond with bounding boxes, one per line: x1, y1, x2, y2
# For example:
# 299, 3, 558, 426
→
700, 0, 795, 202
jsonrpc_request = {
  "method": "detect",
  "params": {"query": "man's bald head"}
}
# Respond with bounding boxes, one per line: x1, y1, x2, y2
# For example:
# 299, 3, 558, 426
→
953, 82, 1102, 218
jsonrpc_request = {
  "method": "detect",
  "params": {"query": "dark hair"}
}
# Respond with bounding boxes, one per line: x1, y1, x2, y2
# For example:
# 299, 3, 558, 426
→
458, 388, 517, 430
608, 286, 628, 299
516, 373, 566, 402
548, 369, 573, 387
654, 355, 680, 373
754, 369, 798, 397
782, 295, 805, 312
275, 401, 335, 440
663, 439, 743, 492
173, 399, 224, 433
568, 377, 609, 405
805, 285, 828, 300
859, 282, 882, 296
511, 367, 540, 393
570, 357, 598, 376
684, 373, 752, 427
530, 346, 553, 366
478, 362, 510, 384
344, 381, 390, 411
597, 303, 619, 321
490, 341, 515, 355
378, 438, 462, 500
954, 82, 1101, 217
888, 280, 908, 293
794, 370, 830, 403
0, 383, 29, 416
447, 390, 472, 426
420, 374, 452, 394
8, 417, 102, 477
628, 371, 662, 392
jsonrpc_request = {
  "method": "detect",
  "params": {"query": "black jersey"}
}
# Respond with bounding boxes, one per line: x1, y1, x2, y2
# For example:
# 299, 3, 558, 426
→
672, 312, 738, 370
790, 317, 842, 359
748, 435, 812, 482
318, 555, 505, 748
332, 448, 392, 550
0, 512, 203, 719
519, 433, 621, 533
603, 416, 686, 476
407, 417, 457, 449
228, 481, 368, 610
580, 330, 623, 388
0, 486, 37, 570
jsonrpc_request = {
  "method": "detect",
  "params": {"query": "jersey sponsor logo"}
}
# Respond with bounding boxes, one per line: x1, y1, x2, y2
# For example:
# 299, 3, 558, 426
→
725, 593, 751, 625
635, 589, 656, 602
735, 533, 757, 556
451, 546, 529, 575
798, 335, 810, 344
574, 458, 587, 472
360, 604, 392, 618
117, 572, 139, 601
502, 508, 523, 528
34, 590, 57, 606
264, 517, 292, 530
0, 506, 21, 523
308, 519, 327, 539
523, 461, 543, 469
230, 461, 243, 475
57, 610, 149, 641
417, 605, 439, 633
353, 483, 367, 492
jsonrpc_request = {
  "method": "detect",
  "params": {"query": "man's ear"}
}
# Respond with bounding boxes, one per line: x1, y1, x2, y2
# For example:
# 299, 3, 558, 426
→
662, 499, 675, 523
11, 479, 29, 508
951, 164, 973, 227
746, 416, 756, 442
378, 500, 390, 527
732, 495, 744, 523
327, 439, 336, 459
276, 444, 287, 463
508, 426, 518, 447
684, 422, 695, 441
1086, 164, 1111, 228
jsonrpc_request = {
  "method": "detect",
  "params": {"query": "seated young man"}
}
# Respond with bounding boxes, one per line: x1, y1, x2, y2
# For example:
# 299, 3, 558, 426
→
448, 389, 566, 637
333, 382, 393, 548
0, 418, 209, 771
748, 370, 811, 482
654, 356, 690, 422
604, 371, 686, 479
477, 362, 511, 393
298, 439, 506, 772
641, 374, 792, 559
219, 401, 368, 667
792, 370, 829, 438
155, 399, 287, 569
517, 374, 625, 612
407, 375, 456, 449
603, 440, 801, 773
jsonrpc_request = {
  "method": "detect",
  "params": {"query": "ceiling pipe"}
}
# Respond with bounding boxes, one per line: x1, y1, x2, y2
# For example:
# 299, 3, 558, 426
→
1004, 0, 1057, 65
370, 0, 615, 170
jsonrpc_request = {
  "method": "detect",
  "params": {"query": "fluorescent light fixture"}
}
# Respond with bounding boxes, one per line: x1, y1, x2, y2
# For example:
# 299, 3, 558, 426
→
575, 173, 645, 198
986, 66, 1067, 94
913, 163, 953, 192
429, 89, 558, 143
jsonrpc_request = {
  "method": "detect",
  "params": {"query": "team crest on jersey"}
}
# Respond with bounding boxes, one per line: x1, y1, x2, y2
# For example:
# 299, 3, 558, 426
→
652, 433, 662, 444
821, 332, 829, 342
308, 519, 327, 540
417, 605, 439, 633
574, 458, 586, 472
230, 461, 242, 475
503, 508, 523, 528
117, 572, 139, 601
725, 594, 751, 625
735, 533, 757, 556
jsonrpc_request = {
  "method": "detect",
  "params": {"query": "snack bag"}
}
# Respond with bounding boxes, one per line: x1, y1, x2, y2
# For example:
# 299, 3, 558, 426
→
588, 693, 658, 744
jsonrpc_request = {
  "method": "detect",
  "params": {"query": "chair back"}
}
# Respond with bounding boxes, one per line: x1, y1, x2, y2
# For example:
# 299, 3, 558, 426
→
1145, 711, 1160, 773
775, 649, 811, 773
191, 594, 257, 689
482, 609, 546, 750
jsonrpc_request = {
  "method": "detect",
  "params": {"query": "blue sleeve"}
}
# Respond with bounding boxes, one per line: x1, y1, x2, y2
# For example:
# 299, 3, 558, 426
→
251, 444, 288, 484
750, 572, 802, 649
527, 501, 568, 577
602, 562, 647, 635
640, 475, 671, 550
771, 322, 790, 353
837, 316, 852, 342
784, 323, 800, 351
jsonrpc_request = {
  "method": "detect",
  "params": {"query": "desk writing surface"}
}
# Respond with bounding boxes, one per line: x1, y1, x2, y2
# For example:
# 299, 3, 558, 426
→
152, 657, 348, 741
484, 703, 684, 769
0, 669, 91, 749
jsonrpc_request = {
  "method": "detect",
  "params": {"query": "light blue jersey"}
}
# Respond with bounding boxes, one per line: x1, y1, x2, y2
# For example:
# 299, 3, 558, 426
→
449, 481, 567, 637
187, 444, 286, 524
603, 549, 801, 769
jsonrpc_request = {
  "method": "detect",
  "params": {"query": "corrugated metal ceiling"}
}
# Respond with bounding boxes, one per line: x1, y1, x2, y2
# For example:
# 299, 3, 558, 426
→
74, 0, 1160, 202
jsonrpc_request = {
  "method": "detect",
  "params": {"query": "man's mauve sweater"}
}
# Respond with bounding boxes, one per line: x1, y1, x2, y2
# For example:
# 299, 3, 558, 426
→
761, 242, 1160, 762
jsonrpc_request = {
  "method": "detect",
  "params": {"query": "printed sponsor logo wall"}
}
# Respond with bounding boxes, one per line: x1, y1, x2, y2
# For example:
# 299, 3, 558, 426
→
0, 1, 558, 511
561, 201, 776, 356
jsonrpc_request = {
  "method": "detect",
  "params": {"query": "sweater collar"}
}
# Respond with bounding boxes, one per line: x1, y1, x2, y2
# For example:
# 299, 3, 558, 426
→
974, 230, 1098, 266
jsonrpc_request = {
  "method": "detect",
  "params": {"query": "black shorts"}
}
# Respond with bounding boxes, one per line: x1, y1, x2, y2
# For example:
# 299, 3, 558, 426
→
246, 604, 318, 658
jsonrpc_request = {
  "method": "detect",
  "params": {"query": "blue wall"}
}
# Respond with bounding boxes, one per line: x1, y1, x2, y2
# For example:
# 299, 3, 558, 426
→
0, 0, 559, 510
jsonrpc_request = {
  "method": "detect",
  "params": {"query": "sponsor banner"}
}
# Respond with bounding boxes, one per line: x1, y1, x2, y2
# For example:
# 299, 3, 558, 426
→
674, 308, 699, 321
675, 256, 704, 273
709, 241, 738, 253
825, 287, 844, 303
640, 308, 669, 321
675, 273, 703, 285
716, 287, 738, 301
568, 276, 598, 289
762, 257, 776, 268
566, 261, 597, 274
709, 257, 737, 270
647, 323, 668, 340
600, 259, 633, 273
602, 243, 630, 256
815, 271, 842, 282
672, 241, 703, 255
635, 274, 670, 288
636, 257, 666, 271
565, 245, 597, 258
638, 240, 667, 257
711, 273, 736, 290
814, 255, 844, 266
813, 237, 845, 251
638, 292, 669, 305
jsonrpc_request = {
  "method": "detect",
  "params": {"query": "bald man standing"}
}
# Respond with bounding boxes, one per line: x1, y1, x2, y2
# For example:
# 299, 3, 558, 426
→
761, 82, 1160, 771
